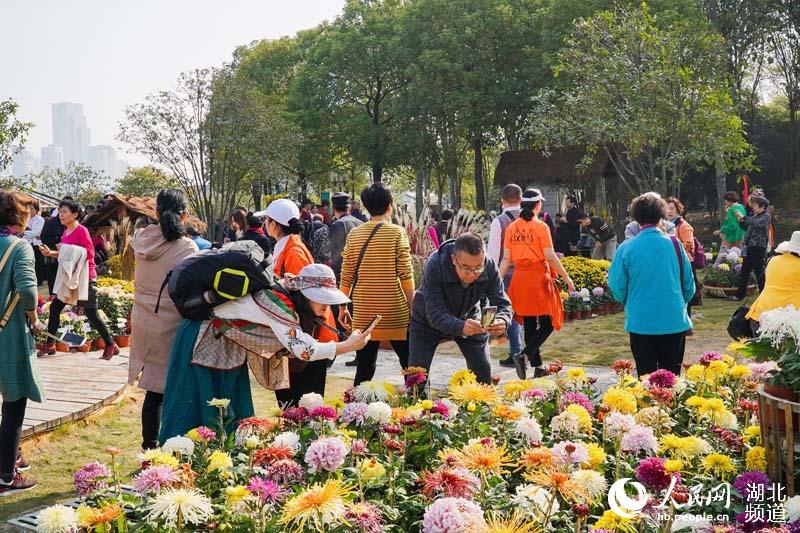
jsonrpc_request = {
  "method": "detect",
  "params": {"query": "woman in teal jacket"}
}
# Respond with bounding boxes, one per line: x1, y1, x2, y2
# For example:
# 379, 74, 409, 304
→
0, 190, 45, 496
608, 193, 695, 376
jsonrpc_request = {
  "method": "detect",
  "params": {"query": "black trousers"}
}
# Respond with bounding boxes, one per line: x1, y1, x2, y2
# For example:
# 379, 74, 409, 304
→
47, 282, 114, 345
142, 391, 164, 450
0, 398, 27, 481
629, 332, 686, 376
354, 340, 409, 386
523, 316, 554, 367
737, 246, 767, 299
408, 324, 491, 384
274, 360, 329, 408
44, 260, 58, 296
32, 245, 45, 287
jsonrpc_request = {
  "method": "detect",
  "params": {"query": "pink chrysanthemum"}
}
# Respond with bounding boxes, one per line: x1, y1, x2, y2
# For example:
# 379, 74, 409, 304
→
421, 466, 480, 499
133, 465, 180, 495
635, 457, 672, 491
351, 439, 369, 455
552, 441, 589, 464
73, 462, 111, 497
422, 497, 486, 533
265, 459, 305, 485
700, 351, 724, 365
246, 476, 288, 505
431, 400, 451, 418
620, 425, 658, 454
308, 405, 338, 422
196, 426, 216, 441
341, 402, 369, 426
522, 388, 547, 401
561, 391, 594, 413
646, 369, 677, 389
405, 373, 428, 387
343, 386, 356, 403
304, 437, 349, 473
281, 406, 309, 424
345, 502, 385, 533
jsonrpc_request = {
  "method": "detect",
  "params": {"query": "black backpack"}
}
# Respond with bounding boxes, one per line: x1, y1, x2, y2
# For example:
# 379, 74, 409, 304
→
156, 240, 274, 320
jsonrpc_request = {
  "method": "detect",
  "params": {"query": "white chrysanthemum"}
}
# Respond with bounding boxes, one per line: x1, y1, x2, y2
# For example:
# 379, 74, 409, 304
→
36, 505, 78, 533
758, 305, 800, 352
145, 487, 213, 529
571, 469, 608, 500
366, 401, 392, 424
439, 398, 459, 419
672, 376, 688, 395
207, 398, 230, 408
514, 417, 543, 443
784, 495, 800, 522
298, 392, 325, 409
604, 411, 637, 439
353, 381, 391, 403
512, 485, 560, 518
549, 411, 580, 436
162, 436, 195, 456
716, 410, 739, 430
529, 378, 557, 394
272, 431, 301, 452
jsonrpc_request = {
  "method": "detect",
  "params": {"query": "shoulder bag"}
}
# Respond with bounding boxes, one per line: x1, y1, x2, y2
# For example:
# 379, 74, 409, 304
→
0, 238, 24, 333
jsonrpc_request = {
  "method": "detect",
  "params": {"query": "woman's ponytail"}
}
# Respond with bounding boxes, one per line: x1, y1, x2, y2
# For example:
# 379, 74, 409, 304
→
520, 202, 535, 221
156, 189, 188, 242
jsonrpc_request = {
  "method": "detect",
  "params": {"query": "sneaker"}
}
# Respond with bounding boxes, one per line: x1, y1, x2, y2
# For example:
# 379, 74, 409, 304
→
15, 450, 29, 472
344, 358, 358, 367
511, 353, 527, 380
532, 367, 550, 379
498, 356, 516, 368
100, 343, 120, 360
0, 472, 37, 497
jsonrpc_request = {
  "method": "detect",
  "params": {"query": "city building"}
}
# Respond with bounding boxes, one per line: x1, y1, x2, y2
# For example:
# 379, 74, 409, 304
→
11, 149, 40, 177
41, 144, 64, 170
52, 102, 90, 164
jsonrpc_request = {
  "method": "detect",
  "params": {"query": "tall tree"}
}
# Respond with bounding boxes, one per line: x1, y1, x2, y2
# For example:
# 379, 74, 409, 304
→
768, 0, 800, 180
0, 99, 33, 171
290, 0, 409, 182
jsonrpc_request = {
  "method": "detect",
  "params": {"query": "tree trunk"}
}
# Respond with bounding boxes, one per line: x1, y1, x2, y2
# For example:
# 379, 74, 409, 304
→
372, 163, 383, 183
714, 151, 727, 225
414, 165, 427, 216
790, 101, 799, 180
299, 171, 308, 200
473, 136, 486, 211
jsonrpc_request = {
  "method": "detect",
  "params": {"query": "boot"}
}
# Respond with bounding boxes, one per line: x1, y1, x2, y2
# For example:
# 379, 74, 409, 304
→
101, 343, 120, 360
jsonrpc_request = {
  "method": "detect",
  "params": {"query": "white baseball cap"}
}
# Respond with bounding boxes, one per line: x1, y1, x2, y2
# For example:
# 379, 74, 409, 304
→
255, 198, 300, 226
286, 264, 351, 305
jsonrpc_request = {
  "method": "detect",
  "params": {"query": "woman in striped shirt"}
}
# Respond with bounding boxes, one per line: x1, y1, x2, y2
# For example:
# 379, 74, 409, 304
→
339, 183, 414, 385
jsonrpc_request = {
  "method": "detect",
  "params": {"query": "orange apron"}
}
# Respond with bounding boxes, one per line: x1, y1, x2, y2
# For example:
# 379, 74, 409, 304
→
508, 260, 564, 331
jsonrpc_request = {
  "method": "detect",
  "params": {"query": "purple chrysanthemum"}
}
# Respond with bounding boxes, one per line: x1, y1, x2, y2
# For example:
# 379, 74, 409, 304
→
308, 405, 338, 422
620, 425, 658, 454
646, 369, 677, 389
635, 457, 672, 491
281, 406, 309, 424
736, 510, 768, 532
246, 476, 288, 505
133, 465, 180, 495
561, 391, 594, 413
341, 402, 369, 426
265, 459, 305, 485
73, 462, 111, 497
733, 471, 770, 502
304, 437, 349, 473
700, 351, 725, 364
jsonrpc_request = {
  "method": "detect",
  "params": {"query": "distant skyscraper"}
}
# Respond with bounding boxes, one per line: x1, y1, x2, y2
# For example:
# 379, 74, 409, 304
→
52, 102, 90, 164
87, 145, 115, 178
41, 144, 64, 170
11, 149, 40, 177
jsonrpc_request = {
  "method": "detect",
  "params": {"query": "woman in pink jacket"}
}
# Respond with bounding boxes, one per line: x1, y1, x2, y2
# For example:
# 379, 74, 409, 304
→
128, 189, 198, 449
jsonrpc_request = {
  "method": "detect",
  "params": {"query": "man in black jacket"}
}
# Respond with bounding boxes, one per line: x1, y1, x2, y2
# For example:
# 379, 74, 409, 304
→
40, 211, 65, 295
408, 233, 512, 384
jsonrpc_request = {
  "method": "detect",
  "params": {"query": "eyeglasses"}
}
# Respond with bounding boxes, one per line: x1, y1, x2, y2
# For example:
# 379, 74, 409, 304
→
455, 262, 485, 275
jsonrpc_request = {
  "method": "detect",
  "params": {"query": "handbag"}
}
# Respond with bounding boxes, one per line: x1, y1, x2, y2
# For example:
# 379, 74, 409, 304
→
727, 305, 755, 340
0, 238, 24, 333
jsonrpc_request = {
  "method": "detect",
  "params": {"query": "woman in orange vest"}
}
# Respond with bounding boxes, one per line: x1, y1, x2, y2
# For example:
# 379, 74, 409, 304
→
499, 189, 575, 378
261, 199, 339, 406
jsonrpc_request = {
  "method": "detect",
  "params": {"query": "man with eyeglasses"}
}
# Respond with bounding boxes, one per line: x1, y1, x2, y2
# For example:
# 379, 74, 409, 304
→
408, 233, 512, 385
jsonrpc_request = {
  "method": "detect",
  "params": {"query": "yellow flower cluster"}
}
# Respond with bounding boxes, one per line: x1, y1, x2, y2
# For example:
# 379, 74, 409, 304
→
746, 446, 767, 471
207, 451, 233, 472
449, 368, 478, 387
560, 256, 608, 290
659, 435, 711, 461
564, 404, 593, 432
602, 387, 637, 414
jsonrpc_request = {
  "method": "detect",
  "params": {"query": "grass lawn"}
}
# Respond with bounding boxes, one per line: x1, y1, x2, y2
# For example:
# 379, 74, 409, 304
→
0, 376, 352, 529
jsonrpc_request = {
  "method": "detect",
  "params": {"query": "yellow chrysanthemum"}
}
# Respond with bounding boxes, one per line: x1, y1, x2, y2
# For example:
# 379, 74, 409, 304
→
206, 451, 233, 472
529, 378, 557, 393
685, 364, 706, 382
727, 341, 748, 354
141, 449, 179, 468
602, 387, 637, 414
660, 435, 710, 460
457, 440, 513, 475
503, 379, 534, 400
702, 453, 736, 479
449, 382, 499, 404
722, 354, 735, 366
685, 395, 705, 408
566, 368, 587, 381
564, 404, 593, 432
519, 446, 556, 473
438, 448, 464, 466
280, 479, 353, 531
746, 446, 767, 472
358, 458, 386, 482
719, 263, 730, 271
382, 382, 397, 397
449, 369, 478, 387
728, 364, 752, 379
493, 404, 523, 421
418, 399, 434, 411
582, 443, 606, 470
326, 398, 345, 410
479, 511, 541, 533
743, 426, 761, 444
592, 510, 638, 533
705, 360, 729, 382
664, 459, 683, 473
560, 291, 570, 301
225, 485, 250, 505
185, 428, 201, 442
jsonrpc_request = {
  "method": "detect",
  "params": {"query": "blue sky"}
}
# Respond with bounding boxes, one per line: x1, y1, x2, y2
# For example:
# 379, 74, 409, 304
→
0, 0, 345, 164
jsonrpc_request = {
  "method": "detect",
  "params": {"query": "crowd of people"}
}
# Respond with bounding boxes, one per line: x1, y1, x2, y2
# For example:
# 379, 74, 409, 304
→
1, 180, 799, 497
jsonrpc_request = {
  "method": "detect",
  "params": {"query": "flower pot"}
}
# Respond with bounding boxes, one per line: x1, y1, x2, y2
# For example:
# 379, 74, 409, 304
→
35, 342, 44, 352
703, 284, 756, 298
56, 342, 70, 353
579, 309, 591, 320
760, 384, 800, 431
75, 343, 91, 353
564, 311, 574, 322
91, 338, 106, 351
114, 335, 131, 348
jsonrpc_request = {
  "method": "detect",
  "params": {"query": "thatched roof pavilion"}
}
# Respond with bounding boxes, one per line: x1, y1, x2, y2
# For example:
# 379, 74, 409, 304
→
84, 194, 206, 232
494, 147, 614, 187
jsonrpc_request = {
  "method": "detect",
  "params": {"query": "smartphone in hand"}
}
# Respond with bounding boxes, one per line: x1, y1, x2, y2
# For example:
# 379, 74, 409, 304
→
480, 306, 497, 329
364, 315, 382, 334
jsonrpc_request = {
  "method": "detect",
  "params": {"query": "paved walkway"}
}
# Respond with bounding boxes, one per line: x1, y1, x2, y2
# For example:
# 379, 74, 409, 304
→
328, 344, 617, 392
0, 349, 129, 441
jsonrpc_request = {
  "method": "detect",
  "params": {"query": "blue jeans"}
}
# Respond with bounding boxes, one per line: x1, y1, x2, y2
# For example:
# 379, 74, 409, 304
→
504, 272, 522, 355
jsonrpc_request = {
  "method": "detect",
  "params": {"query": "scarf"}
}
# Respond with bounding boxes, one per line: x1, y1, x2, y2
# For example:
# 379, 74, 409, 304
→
247, 227, 266, 236
0, 225, 20, 238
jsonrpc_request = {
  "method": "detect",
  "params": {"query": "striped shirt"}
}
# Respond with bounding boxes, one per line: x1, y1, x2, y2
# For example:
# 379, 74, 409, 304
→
339, 220, 414, 340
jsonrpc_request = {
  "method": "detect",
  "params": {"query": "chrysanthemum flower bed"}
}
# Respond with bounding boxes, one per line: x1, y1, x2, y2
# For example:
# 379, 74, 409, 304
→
35, 356, 796, 533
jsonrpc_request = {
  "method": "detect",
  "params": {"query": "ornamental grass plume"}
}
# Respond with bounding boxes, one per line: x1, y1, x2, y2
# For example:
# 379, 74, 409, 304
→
36, 505, 79, 533
422, 497, 486, 533
421, 465, 481, 499
279, 479, 353, 531
145, 487, 213, 529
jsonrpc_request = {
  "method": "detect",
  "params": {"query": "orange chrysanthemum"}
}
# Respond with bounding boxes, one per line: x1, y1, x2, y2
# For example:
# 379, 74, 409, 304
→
492, 404, 523, 421
252, 445, 295, 466
526, 470, 590, 503
457, 439, 513, 475
518, 447, 556, 473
